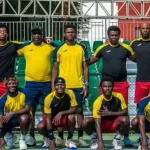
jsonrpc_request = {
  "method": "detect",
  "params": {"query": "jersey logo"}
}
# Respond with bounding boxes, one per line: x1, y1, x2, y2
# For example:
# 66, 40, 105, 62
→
63, 50, 67, 52
106, 50, 111, 53
54, 103, 59, 107
137, 43, 142, 46
29, 49, 33, 51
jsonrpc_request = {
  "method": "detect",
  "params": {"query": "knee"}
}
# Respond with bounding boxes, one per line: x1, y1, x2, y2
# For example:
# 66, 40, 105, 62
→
20, 115, 29, 124
67, 115, 76, 124
82, 118, 92, 128
37, 122, 46, 131
131, 117, 139, 127
120, 116, 129, 125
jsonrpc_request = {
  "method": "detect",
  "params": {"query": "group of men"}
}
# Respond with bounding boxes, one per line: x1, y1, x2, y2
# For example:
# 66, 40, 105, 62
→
0, 22, 150, 150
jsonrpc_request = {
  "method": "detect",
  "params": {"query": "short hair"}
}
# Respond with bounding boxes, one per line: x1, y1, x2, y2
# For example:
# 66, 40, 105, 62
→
0, 24, 9, 33
100, 76, 114, 87
54, 77, 65, 85
3, 75, 18, 85
64, 24, 76, 33
107, 25, 120, 36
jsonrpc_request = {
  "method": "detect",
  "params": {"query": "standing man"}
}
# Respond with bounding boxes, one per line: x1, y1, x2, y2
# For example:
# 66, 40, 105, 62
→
37, 77, 78, 149
88, 25, 136, 146
0, 75, 31, 150
17, 25, 55, 147
130, 23, 150, 148
52, 24, 89, 146
83, 76, 130, 150
0, 24, 30, 97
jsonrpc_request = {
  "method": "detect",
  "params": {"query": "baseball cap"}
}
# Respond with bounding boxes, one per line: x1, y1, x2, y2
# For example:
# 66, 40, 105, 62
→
54, 77, 65, 85
31, 25, 42, 34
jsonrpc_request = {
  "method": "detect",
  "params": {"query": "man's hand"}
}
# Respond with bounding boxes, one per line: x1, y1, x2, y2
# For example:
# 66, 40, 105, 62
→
99, 106, 111, 117
2, 113, 13, 123
52, 112, 63, 125
141, 139, 148, 150
97, 142, 105, 150
49, 140, 56, 150
81, 86, 88, 100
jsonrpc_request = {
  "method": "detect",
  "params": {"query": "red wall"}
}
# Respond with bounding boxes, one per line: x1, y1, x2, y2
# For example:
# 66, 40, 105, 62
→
117, 2, 150, 41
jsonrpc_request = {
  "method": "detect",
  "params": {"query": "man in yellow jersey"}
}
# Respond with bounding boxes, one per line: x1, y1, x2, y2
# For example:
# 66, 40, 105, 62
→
17, 25, 55, 147
88, 25, 136, 146
83, 76, 130, 150
37, 77, 78, 149
52, 24, 89, 146
0, 75, 31, 150
131, 96, 150, 150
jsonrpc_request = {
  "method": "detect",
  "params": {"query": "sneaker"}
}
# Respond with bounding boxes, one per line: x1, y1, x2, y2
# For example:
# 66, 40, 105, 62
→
65, 139, 77, 148
123, 136, 133, 147
134, 138, 141, 148
112, 138, 122, 149
90, 138, 98, 149
5, 132, 17, 149
19, 139, 27, 150
42, 137, 49, 148
55, 137, 65, 147
27, 137, 36, 147
78, 137, 89, 147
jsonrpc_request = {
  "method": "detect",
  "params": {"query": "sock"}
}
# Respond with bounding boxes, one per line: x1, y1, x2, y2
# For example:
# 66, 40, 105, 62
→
115, 133, 121, 140
124, 134, 129, 138
58, 131, 64, 139
78, 130, 83, 138
45, 133, 49, 139
137, 133, 142, 139
67, 132, 73, 140
30, 130, 34, 138
90, 133, 97, 140
20, 134, 26, 140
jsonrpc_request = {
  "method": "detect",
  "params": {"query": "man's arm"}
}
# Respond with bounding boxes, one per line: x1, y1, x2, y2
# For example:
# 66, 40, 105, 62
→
61, 106, 77, 116
128, 54, 136, 62
51, 62, 59, 91
12, 105, 30, 115
95, 118, 104, 146
87, 56, 99, 65
138, 115, 147, 141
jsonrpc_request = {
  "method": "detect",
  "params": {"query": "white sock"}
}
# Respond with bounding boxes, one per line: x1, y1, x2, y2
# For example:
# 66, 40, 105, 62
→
20, 134, 26, 140
115, 133, 121, 140
137, 133, 142, 139
90, 133, 96, 140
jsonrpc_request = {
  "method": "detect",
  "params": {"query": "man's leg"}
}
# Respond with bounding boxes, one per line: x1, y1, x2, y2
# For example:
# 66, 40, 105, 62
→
112, 116, 130, 149
65, 115, 77, 148
19, 114, 31, 149
0, 115, 5, 149
82, 117, 97, 149
131, 116, 150, 148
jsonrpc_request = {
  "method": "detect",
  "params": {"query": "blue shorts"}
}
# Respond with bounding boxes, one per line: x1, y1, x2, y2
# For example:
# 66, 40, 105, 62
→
145, 119, 150, 132
3, 116, 20, 133
69, 88, 83, 107
25, 81, 51, 106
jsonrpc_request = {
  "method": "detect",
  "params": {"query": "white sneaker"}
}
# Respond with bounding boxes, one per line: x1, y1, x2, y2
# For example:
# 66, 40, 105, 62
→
65, 139, 77, 148
5, 132, 17, 149
42, 137, 49, 148
112, 138, 122, 149
90, 138, 98, 149
27, 137, 36, 147
19, 139, 27, 150
78, 137, 89, 147
55, 137, 65, 147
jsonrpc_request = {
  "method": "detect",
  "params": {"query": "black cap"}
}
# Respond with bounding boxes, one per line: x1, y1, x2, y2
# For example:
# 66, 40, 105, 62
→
31, 25, 42, 34
54, 77, 65, 85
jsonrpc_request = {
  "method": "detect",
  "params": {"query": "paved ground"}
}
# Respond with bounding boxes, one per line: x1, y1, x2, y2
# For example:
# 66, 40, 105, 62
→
11, 134, 140, 150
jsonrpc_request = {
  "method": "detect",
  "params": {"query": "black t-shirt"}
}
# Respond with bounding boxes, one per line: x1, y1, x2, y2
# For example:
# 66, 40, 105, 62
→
130, 38, 150, 81
93, 43, 134, 81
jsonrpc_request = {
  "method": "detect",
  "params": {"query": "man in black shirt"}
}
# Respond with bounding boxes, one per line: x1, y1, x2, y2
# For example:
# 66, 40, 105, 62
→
37, 77, 78, 149
88, 26, 136, 146
0, 24, 29, 96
